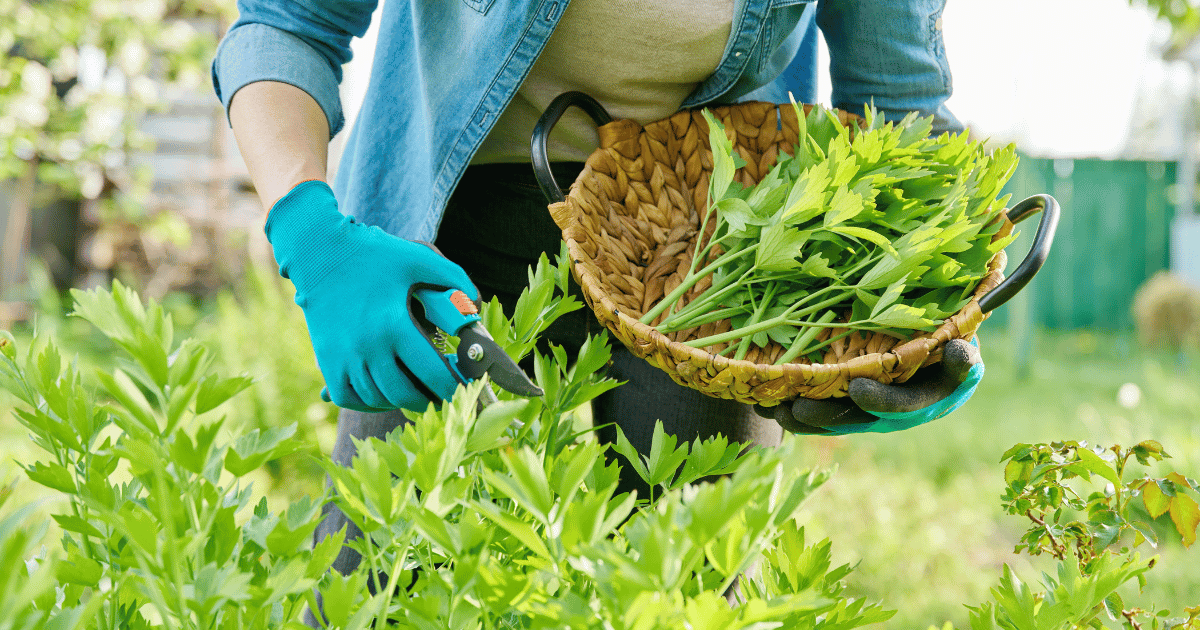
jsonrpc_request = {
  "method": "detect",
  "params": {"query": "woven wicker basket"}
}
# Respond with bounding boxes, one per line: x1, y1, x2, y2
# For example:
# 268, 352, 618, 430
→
540, 98, 1017, 407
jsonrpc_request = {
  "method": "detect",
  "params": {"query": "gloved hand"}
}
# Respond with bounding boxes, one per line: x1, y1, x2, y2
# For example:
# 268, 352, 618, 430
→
754, 338, 984, 434
265, 180, 479, 412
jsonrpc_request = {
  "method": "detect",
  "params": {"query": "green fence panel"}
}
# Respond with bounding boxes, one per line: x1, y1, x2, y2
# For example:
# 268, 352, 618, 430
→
987, 157, 1175, 331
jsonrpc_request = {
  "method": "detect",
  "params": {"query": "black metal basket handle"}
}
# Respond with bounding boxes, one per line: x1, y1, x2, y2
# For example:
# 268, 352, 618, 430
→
531, 92, 1059, 314
978, 194, 1060, 313
531, 91, 613, 204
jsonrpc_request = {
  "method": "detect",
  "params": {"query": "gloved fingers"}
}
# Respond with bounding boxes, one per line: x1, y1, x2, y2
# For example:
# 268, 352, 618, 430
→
389, 331, 463, 403
847, 338, 982, 414
372, 355, 458, 410
790, 396, 877, 428
752, 402, 835, 434
350, 365, 394, 411
940, 338, 982, 383
321, 383, 391, 413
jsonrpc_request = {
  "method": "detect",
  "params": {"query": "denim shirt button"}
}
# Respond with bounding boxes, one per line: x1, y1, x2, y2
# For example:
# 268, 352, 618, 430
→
935, 17, 943, 30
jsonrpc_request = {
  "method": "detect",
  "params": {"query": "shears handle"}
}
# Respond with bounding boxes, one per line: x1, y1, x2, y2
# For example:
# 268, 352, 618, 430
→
414, 288, 480, 336
413, 288, 482, 386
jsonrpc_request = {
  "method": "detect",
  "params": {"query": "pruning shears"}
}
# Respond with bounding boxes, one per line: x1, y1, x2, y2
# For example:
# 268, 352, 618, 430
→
413, 287, 543, 406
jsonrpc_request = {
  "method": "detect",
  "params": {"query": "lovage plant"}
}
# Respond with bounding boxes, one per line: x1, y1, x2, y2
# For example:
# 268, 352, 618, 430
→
0, 252, 891, 629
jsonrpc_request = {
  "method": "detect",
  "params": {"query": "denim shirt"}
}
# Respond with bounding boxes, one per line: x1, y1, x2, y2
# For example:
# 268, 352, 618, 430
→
212, 0, 962, 241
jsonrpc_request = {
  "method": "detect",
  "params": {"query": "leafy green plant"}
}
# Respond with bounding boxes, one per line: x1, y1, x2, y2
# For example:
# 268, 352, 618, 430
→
642, 102, 1017, 364
0, 252, 892, 629
4, 249, 1198, 629
955, 441, 1200, 629
0, 281, 324, 629
192, 263, 336, 498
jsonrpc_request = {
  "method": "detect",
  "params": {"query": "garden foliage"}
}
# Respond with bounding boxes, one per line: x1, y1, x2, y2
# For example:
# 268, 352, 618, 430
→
0, 252, 1197, 629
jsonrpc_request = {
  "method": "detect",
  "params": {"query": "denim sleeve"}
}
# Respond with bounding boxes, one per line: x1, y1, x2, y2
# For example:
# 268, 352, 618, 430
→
816, 0, 964, 134
211, 0, 378, 137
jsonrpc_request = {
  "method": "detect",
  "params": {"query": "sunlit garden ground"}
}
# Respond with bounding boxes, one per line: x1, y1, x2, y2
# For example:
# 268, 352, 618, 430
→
2, 266, 1197, 628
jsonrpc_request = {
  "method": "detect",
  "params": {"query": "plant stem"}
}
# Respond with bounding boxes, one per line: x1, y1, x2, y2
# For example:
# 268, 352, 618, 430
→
734, 284, 777, 361
640, 246, 759, 325
791, 327, 858, 361
657, 264, 756, 331
775, 310, 838, 364
683, 289, 854, 349
660, 305, 748, 332
1026, 510, 1067, 560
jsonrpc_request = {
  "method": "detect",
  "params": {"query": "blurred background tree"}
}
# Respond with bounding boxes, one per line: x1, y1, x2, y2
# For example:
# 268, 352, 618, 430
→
1133, 0, 1200, 56
0, 0, 236, 324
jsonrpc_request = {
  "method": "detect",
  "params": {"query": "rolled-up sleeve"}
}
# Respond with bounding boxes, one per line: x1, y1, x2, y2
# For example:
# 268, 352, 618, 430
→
817, 0, 964, 134
211, 0, 378, 137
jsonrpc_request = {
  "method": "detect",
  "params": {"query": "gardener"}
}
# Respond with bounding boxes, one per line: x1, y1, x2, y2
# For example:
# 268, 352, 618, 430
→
213, 0, 983, 605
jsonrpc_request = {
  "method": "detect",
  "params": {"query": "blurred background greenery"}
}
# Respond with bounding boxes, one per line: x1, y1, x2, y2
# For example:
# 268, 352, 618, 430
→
2, 0, 1200, 628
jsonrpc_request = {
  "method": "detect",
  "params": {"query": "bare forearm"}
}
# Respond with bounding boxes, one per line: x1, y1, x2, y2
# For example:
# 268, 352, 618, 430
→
228, 81, 331, 214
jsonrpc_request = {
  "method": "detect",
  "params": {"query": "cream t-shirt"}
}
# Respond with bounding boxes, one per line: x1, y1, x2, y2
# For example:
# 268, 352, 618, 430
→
472, 0, 735, 164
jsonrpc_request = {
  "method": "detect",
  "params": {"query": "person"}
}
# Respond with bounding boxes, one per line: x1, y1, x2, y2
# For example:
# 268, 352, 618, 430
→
211, 0, 984, 614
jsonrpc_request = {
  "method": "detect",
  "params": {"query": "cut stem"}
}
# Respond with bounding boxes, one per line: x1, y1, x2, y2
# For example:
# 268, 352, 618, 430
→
640, 245, 758, 324
775, 310, 838, 364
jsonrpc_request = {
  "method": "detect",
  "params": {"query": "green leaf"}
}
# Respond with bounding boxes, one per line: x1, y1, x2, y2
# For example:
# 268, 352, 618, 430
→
1132, 440, 1169, 465
798, 254, 840, 280
52, 514, 103, 538
56, 548, 102, 586
307, 524, 347, 580
195, 373, 253, 415
1076, 448, 1122, 486
703, 110, 738, 203
1168, 493, 1200, 547
24, 461, 76, 494
224, 423, 309, 477
755, 223, 810, 272
829, 225, 899, 259
550, 439, 604, 505
95, 368, 159, 435
858, 253, 931, 291
675, 435, 742, 489
613, 426, 652, 487
466, 399, 526, 453
644, 420, 690, 490
318, 571, 369, 629
1103, 592, 1125, 622
472, 500, 553, 561
165, 379, 199, 434
822, 185, 867, 228
1143, 479, 1172, 519
782, 161, 831, 224
491, 446, 555, 523
716, 196, 761, 236
870, 304, 940, 330
119, 504, 160, 555
869, 277, 908, 319
171, 417, 225, 476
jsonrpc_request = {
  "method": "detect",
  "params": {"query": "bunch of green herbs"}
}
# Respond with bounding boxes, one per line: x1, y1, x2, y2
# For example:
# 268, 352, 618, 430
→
640, 101, 1020, 364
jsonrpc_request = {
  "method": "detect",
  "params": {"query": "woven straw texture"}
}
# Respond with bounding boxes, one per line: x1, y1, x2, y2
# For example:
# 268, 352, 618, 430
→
547, 101, 1009, 406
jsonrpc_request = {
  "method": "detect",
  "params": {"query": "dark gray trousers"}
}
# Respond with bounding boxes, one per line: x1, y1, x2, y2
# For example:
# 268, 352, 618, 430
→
304, 164, 780, 624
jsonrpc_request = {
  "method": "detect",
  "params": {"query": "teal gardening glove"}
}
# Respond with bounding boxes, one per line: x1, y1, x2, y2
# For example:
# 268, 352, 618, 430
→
754, 338, 985, 435
265, 180, 479, 412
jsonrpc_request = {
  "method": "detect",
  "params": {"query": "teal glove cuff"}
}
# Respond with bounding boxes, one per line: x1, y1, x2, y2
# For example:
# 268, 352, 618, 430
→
826, 344, 985, 435
265, 180, 361, 292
